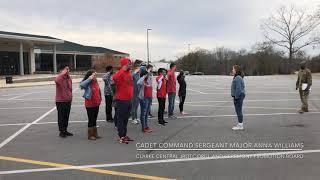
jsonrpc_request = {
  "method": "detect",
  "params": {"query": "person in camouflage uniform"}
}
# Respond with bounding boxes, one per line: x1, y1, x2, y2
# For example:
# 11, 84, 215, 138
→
296, 61, 312, 114
103, 66, 115, 122
131, 63, 141, 124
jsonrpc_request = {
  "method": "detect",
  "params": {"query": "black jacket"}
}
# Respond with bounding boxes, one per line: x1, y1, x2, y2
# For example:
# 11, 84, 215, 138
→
177, 75, 186, 96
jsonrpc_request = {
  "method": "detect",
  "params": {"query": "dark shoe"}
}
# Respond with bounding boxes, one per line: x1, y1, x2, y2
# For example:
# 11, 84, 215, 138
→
164, 121, 168, 124
107, 118, 114, 123
59, 132, 67, 138
93, 127, 101, 139
124, 136, 134, 141
119, 137, 129, 144
158, 122, 166, 126
88, 128, 96, 140
64, 131, 73, 136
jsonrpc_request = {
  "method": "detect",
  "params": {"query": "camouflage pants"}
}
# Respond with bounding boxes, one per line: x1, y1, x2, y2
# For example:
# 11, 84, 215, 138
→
299, 89, 310, 111
131, 97, 139, 120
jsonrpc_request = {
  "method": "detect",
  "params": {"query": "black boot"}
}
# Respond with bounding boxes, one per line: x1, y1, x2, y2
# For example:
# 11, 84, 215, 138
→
64, 131, 73, 136
59, 131, 67, 138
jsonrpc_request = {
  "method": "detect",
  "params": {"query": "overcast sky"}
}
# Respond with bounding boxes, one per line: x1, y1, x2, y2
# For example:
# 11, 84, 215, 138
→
0, 0, 319, 61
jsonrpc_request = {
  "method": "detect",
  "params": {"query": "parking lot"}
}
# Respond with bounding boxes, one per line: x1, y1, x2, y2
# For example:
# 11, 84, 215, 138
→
0, 74, 320, 180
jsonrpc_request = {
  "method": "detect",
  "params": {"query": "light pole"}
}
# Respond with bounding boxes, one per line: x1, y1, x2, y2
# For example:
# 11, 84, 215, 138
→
147, 28, 152, 65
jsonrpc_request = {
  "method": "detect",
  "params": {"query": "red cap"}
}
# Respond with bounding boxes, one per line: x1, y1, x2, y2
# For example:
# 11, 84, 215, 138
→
120, 57, 131, 67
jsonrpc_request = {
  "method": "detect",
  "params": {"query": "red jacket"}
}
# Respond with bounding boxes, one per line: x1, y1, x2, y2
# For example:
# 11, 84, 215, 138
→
112, 69, 133, 100
167, 70, 176, 93
144, 82, 153, 98
85, 81, 102, 107
55, 73, 72, 102
156, 75, 167, 98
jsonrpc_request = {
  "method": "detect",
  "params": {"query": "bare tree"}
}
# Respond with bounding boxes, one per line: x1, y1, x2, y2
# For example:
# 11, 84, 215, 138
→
261, 5, 320, 70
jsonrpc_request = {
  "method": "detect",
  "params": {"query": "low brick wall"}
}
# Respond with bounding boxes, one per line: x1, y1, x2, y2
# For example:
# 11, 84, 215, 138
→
92, 54, 121, 72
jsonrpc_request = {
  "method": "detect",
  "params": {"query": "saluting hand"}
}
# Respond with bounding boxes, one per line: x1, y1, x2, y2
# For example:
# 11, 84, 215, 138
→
89, 72, 96, 80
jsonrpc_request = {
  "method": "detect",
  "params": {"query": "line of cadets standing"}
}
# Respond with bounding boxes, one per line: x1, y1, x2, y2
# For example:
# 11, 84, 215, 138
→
53, 60, 313, 140
54, 57, 187, 144
110, 58, 184, 144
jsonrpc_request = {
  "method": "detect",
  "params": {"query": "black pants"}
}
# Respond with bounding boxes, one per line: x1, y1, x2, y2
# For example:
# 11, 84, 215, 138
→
179, 95, 186, 112
114, 107, 118, 127
105, 95, 113, 120
86, 106, 99, 128
56, 102, 71, 132
115, 100, 132, 138
157, 97, 166, 123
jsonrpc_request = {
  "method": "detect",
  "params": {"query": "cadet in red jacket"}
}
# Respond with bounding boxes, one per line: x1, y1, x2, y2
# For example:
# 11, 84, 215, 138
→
55, 65, 73, 138
156, 68, 168, 126
80, 70, 102, 140
167, 63, 177, 118
112, 58, 134, 144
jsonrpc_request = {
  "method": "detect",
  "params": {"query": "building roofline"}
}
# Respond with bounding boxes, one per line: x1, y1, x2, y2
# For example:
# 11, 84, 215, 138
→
0, 31, 64, 44
37, 49, 106, 56
0, 31, 129, 55
36, 40, 129, 55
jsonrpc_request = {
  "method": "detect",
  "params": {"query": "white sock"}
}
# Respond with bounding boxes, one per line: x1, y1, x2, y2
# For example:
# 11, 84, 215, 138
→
238, 123, 243, 126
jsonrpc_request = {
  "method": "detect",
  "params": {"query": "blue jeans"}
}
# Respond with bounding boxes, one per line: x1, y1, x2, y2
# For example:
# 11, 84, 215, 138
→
140, 98, 152, 130
233, 94, 245, 123
168, 92, 176, 116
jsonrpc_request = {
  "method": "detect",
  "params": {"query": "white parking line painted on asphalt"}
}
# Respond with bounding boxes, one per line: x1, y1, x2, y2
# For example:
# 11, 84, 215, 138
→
0, 88, 79, 149
184, 99, 320, 104
174, 112, 320, 118
0, 121, 85, 127
0, 149, 319, 175
0, 107, 53, 110
0, 99, 83, 103
0, 112, 320, 127
187, 88, 207, 94
0, 107, 56, 149
187, 91, 319, 95
185, 105, 310, 110
0, 123, 31, 127
188, 84, 299, 90
0, 93, 30, 97
0, 97, 83, 101
7, 93, 32, 100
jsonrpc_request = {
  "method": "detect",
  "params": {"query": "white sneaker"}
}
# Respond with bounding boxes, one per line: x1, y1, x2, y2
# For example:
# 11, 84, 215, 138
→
131, 119, 139, 124
180, 111, 188, 115
168, 115, 178, 119
232, 123, 244, 130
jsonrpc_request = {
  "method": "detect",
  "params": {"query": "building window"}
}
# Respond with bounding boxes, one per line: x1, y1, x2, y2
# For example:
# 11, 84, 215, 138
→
35, 53, 53, 72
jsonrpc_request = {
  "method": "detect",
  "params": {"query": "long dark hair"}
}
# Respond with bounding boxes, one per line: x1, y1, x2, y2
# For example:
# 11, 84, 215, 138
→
177, 70, 184, 81
82, 69, 96, 82
233, 65, 244, 79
